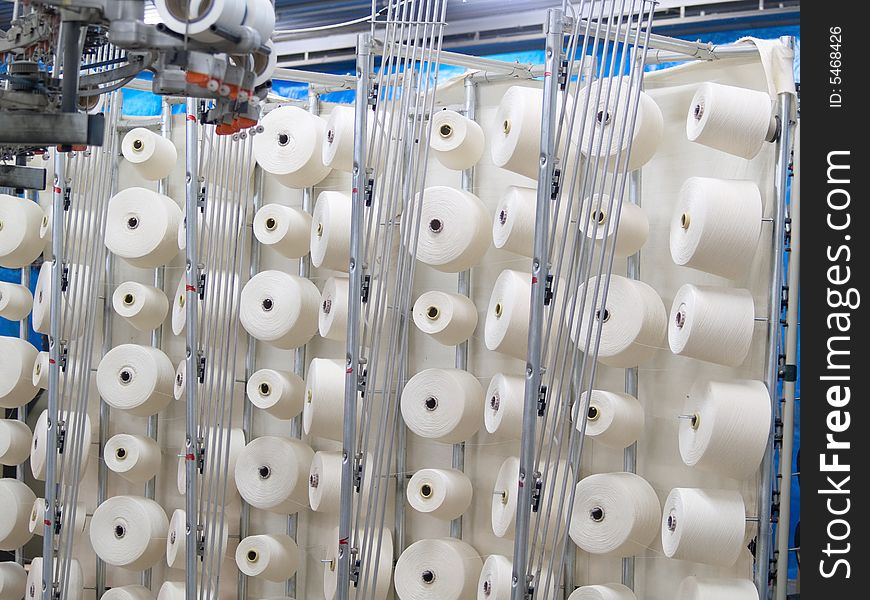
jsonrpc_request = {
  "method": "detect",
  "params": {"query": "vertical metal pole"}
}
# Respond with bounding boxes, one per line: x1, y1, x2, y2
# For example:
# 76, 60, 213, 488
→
512, 10, 562, 600
337, 32, 372, 600
142, 97, 172, 592
774, 116, 798, 600
239, 165, 265, 600
96, 91, 124, 598
755, 36, 794, 600
450, 78, 477, 541
184, 98, 201, 600
283, 89, 320, 599
622, 169, 641, 590
43, 27, 69, 592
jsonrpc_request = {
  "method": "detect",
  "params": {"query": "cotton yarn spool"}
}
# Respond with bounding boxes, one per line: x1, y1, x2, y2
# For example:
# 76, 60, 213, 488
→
0, 194, 45, 268
485, 269, 533, 360
492, 186, 536, 257
407, 468, 473, 521
580, 390, 645, 449
0, 282, 32, 320
303, 358, 346, 440
678, 576, 759, 600
491, 86, 543, 179
679, 379, 771, 479
239, 270, 320, 350
112, 281, 169, 332
170, 274, 189, 336
165, 508, 229, 570
686, 82, 776, 160
252, 39, 278, 88
323, 527, 393, 600
105, 434, 162, 484
411, 186, 490, 273
668, 284, 755, 367
32, 351, 49, 389
0, 337, 38, 408
319, 276, 349, 341
243, 0, 276, 41
156, 583, 184, 600
308, 451, 342, 513
412, 291, 477, 346
101, 585, 156, 600
253, 106, 331, 188
236, 534, 299, 581
578, 195, 649, 258
26, 558, 83, 600
91, 495, 168, 570
310, 191, 351, 271
477, 555, 512, 600
394, 538, 482, 600
154, 0, 247, 43
30, 409, 91, 480
567, 584, 637, 600
247, 368, 305, 419
234, 436, 313, 514
38, 204, 52, 259
173, 360, 185, 400
27, 498, 43, 536
253, 204, 312, 259
569, 472, 661, 557
568, 275, 667, 368
669, 177, 763, 278
321, 105, 356, 172
0, 420, 32, 466
430, 109, 485, 170
122, 127, 177, 181
661, 487, 746, 566
574, 80, 663, 171
400, 368, 483, 444
0, 562, 26, 600
483, 373, 524, 438
491, 456, 519, 538
31, 261, 89, 339
0, 479, 35, 549
105, 188, 181, 268
96, 344, 175, 416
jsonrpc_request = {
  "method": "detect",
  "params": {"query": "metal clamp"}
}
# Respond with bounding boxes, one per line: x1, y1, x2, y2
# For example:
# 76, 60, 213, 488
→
543, 274, 554, 306
360, 274, 371, 304
367, 83, 379, 107
357, 367, 368, 397
198, 272, 207, 300
56, 420, 67, 453
62, 186, 72, 211
352, 454, 363, 492
364, 177, 374, 207
536, 385, 548, 417
60, 262, 70, 293
530, 475, 543, 513
197, 353, 206, 383
557, 59, 569, 90
549, 168, 561, 200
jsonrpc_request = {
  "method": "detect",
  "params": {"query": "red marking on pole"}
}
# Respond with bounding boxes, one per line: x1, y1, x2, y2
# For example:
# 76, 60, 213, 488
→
339, 537, 349, 545
518, 479, 524, 488
187, 114, 197, 121
44, 519, 52, 526
48, 358, 56, 365
185, 285, 196, 292
531, 276, 538, 284
352, 187, 358, 194
544, 71, 552, 77
185, 453, 196, 461
53, 186, 62, 194
346, 367, 353, 374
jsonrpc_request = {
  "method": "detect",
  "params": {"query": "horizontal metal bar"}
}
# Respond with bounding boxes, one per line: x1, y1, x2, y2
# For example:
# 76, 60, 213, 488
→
272, 67, 356, 89
645, 43, 761, 64
380, 40, 534, 77
0, 164, 47, 190
0, 112, 105, 146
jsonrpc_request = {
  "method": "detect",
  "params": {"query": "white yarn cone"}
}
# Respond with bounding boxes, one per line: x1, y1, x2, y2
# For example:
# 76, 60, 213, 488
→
234, 436, 314, 514
122, 127, 177, 180
96, 344, 175, 416
253, 106, 331, 188
90, 495, 169, 570
483, 373, 525, 438
661, 487, 746, 566
246, 368, 305, 420
394, 538, 482, 600
0, 194, 45, 268
410, 186, 490, 273
112, 281, 169, 332
105, 187, 181, 268
253, 203, 312, 259
400, 368, 483, 444
580, 390, 645, 449
407, 468, 473, 521
0, 282, 33, 320
412, 291, 477, 346
430, 109, 485, 170
239, 270, 320, 350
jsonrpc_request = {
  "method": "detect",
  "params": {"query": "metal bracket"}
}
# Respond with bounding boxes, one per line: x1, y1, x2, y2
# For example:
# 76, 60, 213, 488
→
63, 185, 71, 210
781, 364, 797, 382
543, 274, 554, 306
557, 59, 569, 91
352, 454, 363, 492
367, 83, 379, 107
197, 354, 206, 383
60, 263, 70, 293
56, 420, 67, 454
361, 274, 371, 304
53, 506, 62, 535
536, 385, 548, 417
781, 285, 789, 311
364, 177, 374, 207
357, 368, 368, 397
550, 168, 561, 200
197, 183, 207, 211
530, 475, 543, 512
350, 559, 361, 586
196, 441, 206, 474
58, 343, 68, 373
196, 531, 206, 557
198, 272, 207, 300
